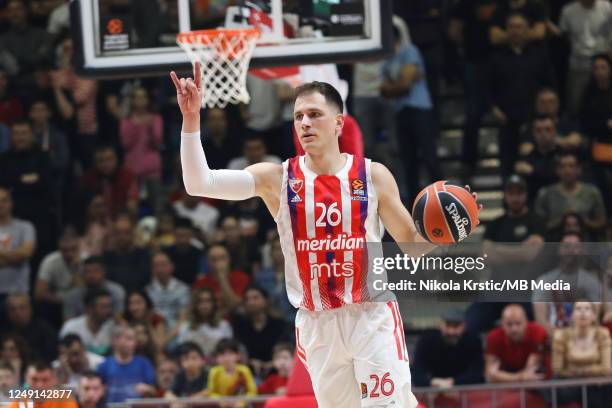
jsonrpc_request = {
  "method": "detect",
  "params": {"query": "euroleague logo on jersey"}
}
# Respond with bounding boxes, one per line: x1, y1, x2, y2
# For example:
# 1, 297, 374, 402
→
351, 178, 367, 201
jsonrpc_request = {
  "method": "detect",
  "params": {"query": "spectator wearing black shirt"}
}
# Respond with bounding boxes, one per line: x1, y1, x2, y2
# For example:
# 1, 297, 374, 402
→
489, 0, 546, 46
3, 294, 57, 362
412, 308, 484, 387
466, 175, 544, 333
515, 115, 561, 201
232, 286, 289, 378
168, 342, 208, 397
532, 88, 583, 151
489, 13, 556, 177
579, 54, 612, 214
201, 108, 239, 170
0, 120, 56, 261
449, 0, 497, 176
163, 217, 204, 285
103, 214, 151, 293
0, 0, 52, 78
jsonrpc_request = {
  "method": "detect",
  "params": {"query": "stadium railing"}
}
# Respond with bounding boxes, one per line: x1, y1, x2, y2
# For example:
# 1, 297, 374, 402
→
104, 377, 612, 408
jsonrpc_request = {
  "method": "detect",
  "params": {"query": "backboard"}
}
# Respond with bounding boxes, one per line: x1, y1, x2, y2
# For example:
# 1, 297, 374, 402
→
71, 0, 393, 78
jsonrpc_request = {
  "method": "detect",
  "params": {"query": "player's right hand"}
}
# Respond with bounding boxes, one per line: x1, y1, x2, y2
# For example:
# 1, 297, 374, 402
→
170, 61, 202, 115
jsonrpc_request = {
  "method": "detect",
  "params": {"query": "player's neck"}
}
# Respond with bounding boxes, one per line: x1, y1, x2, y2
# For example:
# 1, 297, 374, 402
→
305, 149, 345, 176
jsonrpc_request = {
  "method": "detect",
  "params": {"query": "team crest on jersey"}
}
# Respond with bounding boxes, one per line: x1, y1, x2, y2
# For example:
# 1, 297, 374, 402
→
361, 383, 368, 399
289, 178, 303, 194
351, 179, 368, 201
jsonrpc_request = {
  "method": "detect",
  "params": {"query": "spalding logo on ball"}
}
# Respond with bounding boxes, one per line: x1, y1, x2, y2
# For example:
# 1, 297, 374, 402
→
412, 181, 480, 244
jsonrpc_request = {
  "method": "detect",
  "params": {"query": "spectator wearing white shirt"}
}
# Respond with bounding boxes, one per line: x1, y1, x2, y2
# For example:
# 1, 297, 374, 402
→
145, 251, 190, 330
173, 187, 219, 239
227, 135, 281, 170
53, 334, 104, 390
60, 289, 116, 356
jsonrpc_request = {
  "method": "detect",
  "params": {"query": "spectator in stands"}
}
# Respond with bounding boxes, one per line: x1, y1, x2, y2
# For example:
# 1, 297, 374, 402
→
548, 211, 593, 242
255, 238, 294, 322
145, 251, 190, 330
0, 69, 22, 124
533, 88, 583, 150
77, 371, 106, 408
412, 308, 484, 387
489, 13, 555, 177
120, 87, 163, 213
0, 120, 55, 258
5, 293, 58, 362
28, 0, 61, 28
207, 339, 257, 400
167, 342, 208, 397
551, 0, 612, 116
228, 134, 281, 170
0, 0, 52, 77
258, 343, 294, 396
514, 115, 562, 201
485, 304, 547, 382
34, 229, 81, 322
63, 256, 125, 320
53, 334, 104, 390
551, 301, 612, 406
533, 232, 602, 336
244, 74, 284, 156
60, 289, 116, 356
202, 107, 239, 170
132, 321, 161, 367
97, 325, 156, 403
80, 145, 139, 218
11, 361, 78, 408
467, 175, 543, 333
535, 152, 607, 235
103, 214, 151, 292
52, 37, 98, 168
232, 286, 289, 376
29, 99, 70, 186
155, 359, 179, 398
0, 363, 18, 399
173, 187, 220, 240
77, 194, 111, 259
580, 54, 612, 213
0, 187, 36, 304
449, 0, 496, 177
47, 1, 70, 37
123, 290, 167, 353
0, 334, 30, 383
194, 243, 251, 313
175, 288, 233, 357
218, 215, 259, 275
162, 217, 204, 286
381, 26, 440, 204
151, 211, 176, 249
489, 0, 546, 46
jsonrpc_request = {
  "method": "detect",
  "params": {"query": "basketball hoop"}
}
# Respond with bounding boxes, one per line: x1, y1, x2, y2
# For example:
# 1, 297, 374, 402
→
177, 28, 260, 108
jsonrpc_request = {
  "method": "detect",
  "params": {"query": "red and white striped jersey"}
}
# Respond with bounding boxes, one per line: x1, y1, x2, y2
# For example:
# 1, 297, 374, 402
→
275, 154, 382, 311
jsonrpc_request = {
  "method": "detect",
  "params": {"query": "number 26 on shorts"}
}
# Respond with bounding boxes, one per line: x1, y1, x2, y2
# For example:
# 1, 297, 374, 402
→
367, 372, 395, 398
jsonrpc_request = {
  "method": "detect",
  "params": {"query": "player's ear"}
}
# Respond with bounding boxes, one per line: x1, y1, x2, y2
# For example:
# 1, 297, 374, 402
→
335, 113, 344, 136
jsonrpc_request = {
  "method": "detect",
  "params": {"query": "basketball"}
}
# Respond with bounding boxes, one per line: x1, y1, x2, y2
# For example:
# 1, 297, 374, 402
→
411, 181, 480, 244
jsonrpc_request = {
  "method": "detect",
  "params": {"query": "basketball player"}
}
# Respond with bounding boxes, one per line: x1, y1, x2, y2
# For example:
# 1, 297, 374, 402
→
171, 62, 479, 407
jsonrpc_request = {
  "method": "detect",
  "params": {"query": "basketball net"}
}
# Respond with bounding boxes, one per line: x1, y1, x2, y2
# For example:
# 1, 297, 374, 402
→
177, 29, 260, 108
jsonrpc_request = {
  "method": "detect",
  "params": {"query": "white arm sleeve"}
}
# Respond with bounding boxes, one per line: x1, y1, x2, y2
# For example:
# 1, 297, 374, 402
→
180, 131, 256, 200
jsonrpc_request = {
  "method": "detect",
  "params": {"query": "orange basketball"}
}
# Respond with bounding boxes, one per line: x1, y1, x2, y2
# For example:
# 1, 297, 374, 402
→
411, 181, 479, 244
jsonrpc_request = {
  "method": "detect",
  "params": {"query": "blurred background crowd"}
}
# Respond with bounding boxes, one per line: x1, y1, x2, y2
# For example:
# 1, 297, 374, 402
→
1, 0, 612, 407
